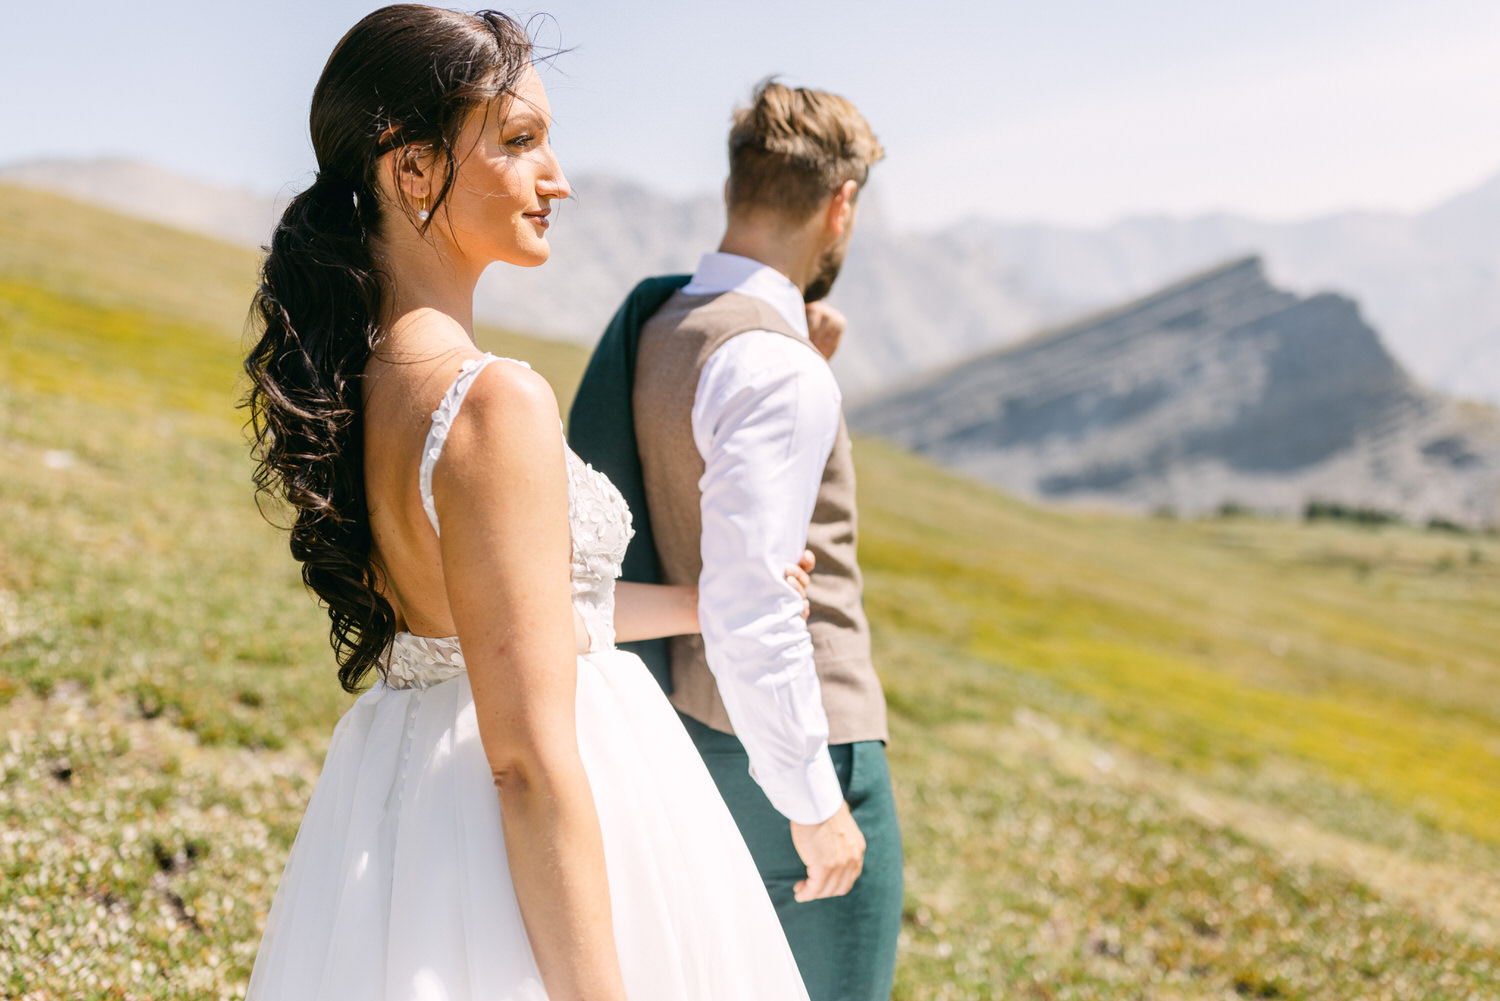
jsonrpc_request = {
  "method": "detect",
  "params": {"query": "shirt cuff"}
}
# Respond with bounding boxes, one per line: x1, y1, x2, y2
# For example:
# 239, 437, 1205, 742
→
749, 745, 844, 826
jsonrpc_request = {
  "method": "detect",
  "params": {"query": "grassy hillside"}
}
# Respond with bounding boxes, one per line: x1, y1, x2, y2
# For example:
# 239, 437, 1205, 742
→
2, 184, 1497, 999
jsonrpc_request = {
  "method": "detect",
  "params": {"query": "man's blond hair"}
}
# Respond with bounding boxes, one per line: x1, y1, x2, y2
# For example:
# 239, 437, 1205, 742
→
726, 79, 884, 222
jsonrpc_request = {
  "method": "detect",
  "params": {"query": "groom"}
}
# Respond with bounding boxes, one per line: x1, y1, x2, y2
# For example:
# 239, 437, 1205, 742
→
569, 81, 900, 1001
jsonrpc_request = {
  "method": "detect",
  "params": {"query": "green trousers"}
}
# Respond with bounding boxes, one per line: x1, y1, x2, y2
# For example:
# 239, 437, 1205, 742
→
679, 713, 903, 1001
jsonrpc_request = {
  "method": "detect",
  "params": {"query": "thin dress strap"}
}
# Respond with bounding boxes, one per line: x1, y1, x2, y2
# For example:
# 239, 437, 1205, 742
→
418, 354, 530, 536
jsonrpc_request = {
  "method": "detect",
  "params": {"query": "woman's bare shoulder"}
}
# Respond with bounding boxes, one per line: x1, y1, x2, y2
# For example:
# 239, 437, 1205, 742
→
437, 354, 562, 474
372, 310, 553, 419
466, 356, 557, 424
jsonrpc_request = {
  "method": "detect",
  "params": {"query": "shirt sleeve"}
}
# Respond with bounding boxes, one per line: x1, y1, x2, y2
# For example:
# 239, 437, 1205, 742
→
692, 330, 845, 825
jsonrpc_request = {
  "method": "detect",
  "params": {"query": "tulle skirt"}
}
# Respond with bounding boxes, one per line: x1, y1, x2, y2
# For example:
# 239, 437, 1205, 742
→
244, 648, 809, 1000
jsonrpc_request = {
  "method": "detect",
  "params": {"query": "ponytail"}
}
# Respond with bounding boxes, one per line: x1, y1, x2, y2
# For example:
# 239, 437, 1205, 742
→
245, 173, 393, 692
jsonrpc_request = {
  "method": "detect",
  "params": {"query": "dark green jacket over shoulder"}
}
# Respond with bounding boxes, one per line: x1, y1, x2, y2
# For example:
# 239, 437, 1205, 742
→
566, 274, 691, 693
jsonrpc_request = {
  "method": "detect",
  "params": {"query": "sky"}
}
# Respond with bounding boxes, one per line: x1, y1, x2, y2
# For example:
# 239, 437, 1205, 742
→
4, 0, 1499, 230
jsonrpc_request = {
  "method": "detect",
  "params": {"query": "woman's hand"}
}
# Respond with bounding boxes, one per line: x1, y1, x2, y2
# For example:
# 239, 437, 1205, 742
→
614, 549, 817, 642
784, 548, 815, 619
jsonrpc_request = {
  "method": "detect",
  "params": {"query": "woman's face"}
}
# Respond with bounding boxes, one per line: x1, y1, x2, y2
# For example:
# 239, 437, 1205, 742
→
438, 63, 569, 270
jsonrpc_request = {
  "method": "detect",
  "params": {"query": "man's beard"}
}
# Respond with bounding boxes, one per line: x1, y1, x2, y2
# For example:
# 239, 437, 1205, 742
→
802, 241, 847, 303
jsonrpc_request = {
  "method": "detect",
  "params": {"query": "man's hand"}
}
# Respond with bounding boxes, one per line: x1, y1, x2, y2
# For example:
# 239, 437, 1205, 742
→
789, 801, 865, 901
805, 302, 846, 361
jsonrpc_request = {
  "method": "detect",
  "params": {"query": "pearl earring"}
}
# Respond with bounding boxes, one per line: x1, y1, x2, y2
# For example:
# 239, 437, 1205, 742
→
417, 198, 429, 222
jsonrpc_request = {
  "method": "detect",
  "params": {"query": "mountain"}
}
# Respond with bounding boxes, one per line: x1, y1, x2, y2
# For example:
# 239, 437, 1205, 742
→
0, 159, 725, 347
0, 158, 288, 250
936, 185, 1500, 410
848, 257, 1500, 528
5, 158, 1496, 405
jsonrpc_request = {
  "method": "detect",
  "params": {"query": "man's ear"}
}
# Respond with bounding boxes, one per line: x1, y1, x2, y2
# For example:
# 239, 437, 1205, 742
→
825, 179, 859, 237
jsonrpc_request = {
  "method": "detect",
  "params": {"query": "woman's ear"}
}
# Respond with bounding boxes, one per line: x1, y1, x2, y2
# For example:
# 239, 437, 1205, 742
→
395, 146, 434, 205
374, 143, 438, 222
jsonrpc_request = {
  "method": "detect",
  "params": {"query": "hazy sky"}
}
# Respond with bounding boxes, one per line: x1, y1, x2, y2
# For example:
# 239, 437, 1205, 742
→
5, 0, 1498, 229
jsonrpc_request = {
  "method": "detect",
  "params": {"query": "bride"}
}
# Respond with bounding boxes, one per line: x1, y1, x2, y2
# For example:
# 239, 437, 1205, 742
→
241, 6, 813, 999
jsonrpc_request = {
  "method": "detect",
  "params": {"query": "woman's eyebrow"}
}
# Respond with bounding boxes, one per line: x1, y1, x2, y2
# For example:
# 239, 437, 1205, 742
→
502, 104, 547, 130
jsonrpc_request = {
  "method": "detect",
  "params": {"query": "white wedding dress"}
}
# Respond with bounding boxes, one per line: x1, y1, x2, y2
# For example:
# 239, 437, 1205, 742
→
245, 355, 809, 1001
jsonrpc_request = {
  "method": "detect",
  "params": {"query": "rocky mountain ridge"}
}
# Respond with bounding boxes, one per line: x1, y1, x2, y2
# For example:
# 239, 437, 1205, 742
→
848, 258, 1500, 528
2, 157, 1496, 406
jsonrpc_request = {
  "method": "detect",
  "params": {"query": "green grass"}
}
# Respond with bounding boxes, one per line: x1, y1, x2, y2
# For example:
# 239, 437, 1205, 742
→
2, 183, 1498, 999
859, 448, 1500, 847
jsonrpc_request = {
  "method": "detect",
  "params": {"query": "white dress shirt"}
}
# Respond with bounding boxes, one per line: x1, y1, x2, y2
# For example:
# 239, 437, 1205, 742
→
686, 252, 845, 826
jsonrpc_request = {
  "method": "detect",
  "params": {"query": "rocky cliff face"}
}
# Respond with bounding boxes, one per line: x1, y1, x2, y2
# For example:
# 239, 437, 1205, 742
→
848, 258, 1500, 528
942, 182, 1500, 410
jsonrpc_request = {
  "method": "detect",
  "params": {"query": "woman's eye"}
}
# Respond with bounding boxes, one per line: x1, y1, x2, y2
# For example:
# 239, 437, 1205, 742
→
507, 134, 535, 150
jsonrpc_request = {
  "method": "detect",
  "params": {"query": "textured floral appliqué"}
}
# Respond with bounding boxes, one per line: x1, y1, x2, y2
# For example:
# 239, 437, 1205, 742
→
566, 449, 634, 653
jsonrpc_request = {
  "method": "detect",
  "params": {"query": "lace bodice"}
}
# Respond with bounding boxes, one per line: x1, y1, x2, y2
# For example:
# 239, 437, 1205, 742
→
384, 354, 634, 690
564, 447, 634, 654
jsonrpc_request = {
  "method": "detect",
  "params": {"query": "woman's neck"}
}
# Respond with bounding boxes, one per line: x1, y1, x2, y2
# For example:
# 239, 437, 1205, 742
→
373, 223, 483, 335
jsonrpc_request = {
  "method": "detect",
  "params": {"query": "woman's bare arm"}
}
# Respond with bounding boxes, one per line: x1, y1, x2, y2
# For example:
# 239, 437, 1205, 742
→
612, 550, 815, 643
612, 581, 698, 642
432, 361, 627, 1001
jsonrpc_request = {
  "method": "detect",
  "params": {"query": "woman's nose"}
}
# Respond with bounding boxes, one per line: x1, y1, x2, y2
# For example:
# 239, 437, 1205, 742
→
538, 148, 569, 201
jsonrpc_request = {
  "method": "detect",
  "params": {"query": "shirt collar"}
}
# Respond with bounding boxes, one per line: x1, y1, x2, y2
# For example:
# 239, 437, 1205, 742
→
682, 252, 809, 339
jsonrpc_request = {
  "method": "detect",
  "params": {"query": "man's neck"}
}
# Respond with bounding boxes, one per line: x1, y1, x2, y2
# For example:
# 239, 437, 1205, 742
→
716, 216, 822, 294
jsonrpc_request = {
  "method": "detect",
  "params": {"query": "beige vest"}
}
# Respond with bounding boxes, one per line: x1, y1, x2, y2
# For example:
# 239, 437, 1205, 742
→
634, 290, 888, 744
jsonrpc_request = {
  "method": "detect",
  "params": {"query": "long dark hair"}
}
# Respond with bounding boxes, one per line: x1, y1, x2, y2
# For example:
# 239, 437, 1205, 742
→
244, 6, 533, 692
